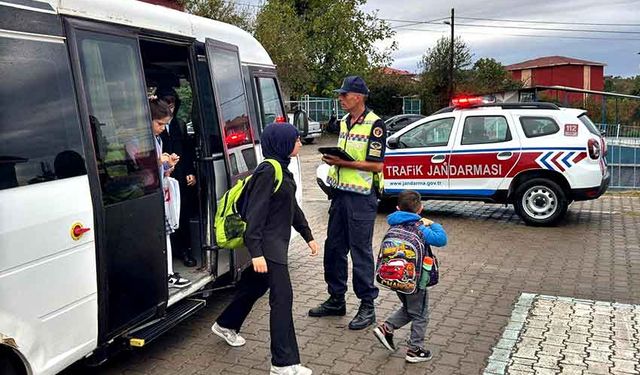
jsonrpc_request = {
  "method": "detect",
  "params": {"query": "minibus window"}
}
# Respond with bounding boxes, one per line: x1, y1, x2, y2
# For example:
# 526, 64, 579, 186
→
76, 31, 159, 204
256, 77, 284, 129
0, 38, 85, 190
208, 46, 257, 175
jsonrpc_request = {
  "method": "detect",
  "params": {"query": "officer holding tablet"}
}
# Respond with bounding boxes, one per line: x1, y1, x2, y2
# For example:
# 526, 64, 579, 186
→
309, 76, 386, 330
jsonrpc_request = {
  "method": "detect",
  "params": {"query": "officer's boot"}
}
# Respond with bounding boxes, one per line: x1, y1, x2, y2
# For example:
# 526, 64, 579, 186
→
308, 295, 346, 317
348, 300, 375, 330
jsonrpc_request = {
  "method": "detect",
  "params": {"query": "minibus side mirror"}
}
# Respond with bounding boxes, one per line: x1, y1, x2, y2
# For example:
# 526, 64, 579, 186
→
293, 109, 309, 137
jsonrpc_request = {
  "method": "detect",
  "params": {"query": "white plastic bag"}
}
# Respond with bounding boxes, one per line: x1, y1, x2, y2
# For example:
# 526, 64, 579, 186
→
163, 177, 181, 230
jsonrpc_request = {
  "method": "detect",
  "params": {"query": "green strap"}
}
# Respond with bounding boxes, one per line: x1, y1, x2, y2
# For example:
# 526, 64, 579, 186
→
264, 159, 283, 193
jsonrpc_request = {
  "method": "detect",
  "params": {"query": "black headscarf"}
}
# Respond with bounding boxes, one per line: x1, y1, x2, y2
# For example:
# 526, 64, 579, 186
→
261, 123, 299, 168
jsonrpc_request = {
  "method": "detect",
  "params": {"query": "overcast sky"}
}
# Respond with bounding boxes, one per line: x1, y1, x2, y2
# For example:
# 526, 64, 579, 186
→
361, 0, 640, 77
243, 0, 640, 76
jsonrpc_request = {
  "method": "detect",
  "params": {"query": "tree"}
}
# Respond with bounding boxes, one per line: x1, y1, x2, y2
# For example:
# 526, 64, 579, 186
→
464, 58, 522, 95
255, 0, 396, 98
254, 1, 310, 97
418, 36, 472, 113
633, 75, 640, 96
365, 69, 419, 117
180, 0, 254, 32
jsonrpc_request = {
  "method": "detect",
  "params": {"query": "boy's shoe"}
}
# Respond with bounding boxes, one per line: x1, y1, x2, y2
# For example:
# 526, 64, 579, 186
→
168, 273, 191, 288
270, 364, 312, 375
405, 347, 433, 363
373, 324, 396, 351
211, 322, 246, 347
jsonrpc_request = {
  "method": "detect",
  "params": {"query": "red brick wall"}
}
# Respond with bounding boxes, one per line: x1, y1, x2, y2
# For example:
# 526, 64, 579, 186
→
138, 0, 183, 11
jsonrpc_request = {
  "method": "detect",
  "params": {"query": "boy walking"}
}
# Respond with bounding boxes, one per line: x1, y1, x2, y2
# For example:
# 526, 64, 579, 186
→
373, 190, 447, 363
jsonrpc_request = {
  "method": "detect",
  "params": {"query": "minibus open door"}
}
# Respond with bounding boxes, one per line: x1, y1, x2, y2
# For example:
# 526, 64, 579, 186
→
65, 18, 168, 344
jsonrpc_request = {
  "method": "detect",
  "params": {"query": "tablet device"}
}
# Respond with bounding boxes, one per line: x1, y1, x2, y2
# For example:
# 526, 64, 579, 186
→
318, 147, 355, 161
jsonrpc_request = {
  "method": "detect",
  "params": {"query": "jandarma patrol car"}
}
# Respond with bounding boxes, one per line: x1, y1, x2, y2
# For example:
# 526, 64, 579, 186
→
383, 98, 610, 226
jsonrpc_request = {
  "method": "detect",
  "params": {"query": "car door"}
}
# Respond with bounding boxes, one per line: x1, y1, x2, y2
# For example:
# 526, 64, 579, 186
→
448, 111, 522, 196
384, 116, 457, 196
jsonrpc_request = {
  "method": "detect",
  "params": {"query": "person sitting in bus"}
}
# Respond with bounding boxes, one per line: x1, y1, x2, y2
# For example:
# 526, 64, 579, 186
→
211, 123, 319, 375
149, 98, 191, 289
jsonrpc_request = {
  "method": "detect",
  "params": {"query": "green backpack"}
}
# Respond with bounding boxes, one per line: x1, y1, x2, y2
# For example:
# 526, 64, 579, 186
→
214, 159, 283, 249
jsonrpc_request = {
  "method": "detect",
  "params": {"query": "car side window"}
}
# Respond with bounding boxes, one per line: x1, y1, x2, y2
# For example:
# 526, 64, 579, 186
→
461, 116, 511, 145
520, 117, 560, 138
398, 118, 454, 148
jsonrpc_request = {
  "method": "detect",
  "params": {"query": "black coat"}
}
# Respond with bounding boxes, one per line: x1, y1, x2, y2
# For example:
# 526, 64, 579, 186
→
159, 117, 195, 184
239, 161, 313, 264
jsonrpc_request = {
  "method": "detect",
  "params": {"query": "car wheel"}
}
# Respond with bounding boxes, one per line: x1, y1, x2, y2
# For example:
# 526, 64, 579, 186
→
302, 138, 315, 145
513, 178, 568, 226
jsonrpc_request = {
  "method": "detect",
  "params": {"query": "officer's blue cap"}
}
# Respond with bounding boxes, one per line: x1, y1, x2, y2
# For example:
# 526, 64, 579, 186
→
334, 76, 369, 96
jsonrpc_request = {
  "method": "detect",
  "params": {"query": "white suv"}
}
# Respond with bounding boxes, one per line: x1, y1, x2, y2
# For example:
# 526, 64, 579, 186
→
382, 101, 609, 226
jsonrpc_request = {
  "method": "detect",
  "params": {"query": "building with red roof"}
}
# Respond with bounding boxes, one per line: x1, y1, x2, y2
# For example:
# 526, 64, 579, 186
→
506, 56, 605, 103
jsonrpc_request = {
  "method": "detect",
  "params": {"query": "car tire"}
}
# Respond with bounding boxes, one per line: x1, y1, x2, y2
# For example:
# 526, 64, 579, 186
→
513, 178, 568, 226
302, 138, 315, 145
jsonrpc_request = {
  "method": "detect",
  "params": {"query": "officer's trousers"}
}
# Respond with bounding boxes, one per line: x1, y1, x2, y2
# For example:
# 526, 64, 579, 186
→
324, 190, 379, 302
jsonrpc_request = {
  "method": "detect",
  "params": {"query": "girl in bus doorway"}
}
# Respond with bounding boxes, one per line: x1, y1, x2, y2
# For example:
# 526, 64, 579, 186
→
149, 98, 191, 288
211, 123, 319, 375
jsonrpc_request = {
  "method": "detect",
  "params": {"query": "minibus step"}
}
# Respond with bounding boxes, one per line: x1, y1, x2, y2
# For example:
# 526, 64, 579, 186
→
126, 298, 206, 348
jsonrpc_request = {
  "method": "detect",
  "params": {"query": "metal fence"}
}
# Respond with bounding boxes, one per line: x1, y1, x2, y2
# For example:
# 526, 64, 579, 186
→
599, 123, 640, 189
285, 95, 346, 123
287, 95, 423, 122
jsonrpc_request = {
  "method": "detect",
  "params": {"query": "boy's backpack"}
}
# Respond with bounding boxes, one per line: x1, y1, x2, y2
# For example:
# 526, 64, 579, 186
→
214, 159, 283, 249
375, 222, 439, 294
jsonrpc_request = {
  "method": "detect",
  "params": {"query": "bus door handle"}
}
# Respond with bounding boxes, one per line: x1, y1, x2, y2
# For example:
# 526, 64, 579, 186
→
431, 155, 446, 163
497, 151, 513, 160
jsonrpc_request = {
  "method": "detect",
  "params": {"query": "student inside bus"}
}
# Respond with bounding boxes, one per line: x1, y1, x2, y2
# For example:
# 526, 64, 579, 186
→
157, 87, 198, 268
149, 98, 191, 288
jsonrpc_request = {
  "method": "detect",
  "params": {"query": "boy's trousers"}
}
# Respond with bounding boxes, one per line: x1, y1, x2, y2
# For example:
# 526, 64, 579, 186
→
385, 288, 429, 350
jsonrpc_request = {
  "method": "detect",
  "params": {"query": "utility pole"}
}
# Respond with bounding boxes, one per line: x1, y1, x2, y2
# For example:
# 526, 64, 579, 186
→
449, 8, 455, 101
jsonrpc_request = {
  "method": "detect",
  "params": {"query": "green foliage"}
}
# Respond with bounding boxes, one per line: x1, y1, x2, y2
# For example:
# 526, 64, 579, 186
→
254, 1, 309, 97
633, 75, 640, 96
418, 36, 472, 114
175, 83, 193, 124
604, 75, 640, 95
365, 70, 418, 117
180, 0, 254, 32
255, 0, 396, 98
465, 57, 522, 94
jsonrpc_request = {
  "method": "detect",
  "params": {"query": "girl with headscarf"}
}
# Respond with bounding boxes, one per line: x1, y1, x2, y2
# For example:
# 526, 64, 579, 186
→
211, 123, 318, 375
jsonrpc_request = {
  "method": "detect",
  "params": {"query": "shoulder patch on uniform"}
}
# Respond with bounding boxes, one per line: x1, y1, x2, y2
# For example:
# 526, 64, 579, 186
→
372, 126, 384, 138
370, 141, 382, 150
